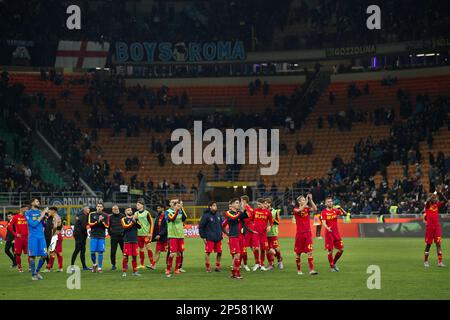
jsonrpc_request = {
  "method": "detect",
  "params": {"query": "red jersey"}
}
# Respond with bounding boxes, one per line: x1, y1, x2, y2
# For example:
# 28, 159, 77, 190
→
242, 204, 254, 229
8, 214, 29, 237
320, 208, 342, 234
424, 201, 443, 227
252, 208, 273, 233
293, 206, 311, 233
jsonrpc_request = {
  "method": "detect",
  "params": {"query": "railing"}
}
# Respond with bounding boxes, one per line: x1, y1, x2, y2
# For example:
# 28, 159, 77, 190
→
111, 189, 198, 206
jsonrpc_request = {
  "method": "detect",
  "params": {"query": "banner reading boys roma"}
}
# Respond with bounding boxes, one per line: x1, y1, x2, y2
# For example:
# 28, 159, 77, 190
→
113, 40, 246, 64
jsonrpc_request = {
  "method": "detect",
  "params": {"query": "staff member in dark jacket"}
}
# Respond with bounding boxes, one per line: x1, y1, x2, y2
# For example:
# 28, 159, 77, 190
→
70, 206, 90, 271
5, 213, 17, 268
199, 201, 223, 272
108, 204, 125, 270
150, 204, 168, 269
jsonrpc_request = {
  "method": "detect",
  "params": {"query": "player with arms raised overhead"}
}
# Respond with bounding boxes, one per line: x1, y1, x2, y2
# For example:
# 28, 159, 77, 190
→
293, 194, 318, 275
321, 197, 344, 272
222, 198, 256, 279
165, 200, 186, 277
423, 185, 448, 268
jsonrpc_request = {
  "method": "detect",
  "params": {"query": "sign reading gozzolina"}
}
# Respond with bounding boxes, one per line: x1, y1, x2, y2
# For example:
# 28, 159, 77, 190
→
114, 40, 246, 63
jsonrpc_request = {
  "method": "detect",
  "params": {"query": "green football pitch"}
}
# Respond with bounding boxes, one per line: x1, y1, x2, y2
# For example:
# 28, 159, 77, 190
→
0, 237, 449, 300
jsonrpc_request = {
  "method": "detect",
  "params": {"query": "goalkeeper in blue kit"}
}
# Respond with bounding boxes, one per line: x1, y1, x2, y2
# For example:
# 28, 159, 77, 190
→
26, 199, 49, 281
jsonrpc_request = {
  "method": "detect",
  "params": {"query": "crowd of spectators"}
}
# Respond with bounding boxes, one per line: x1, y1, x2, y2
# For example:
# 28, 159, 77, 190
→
279, 0, 450, 50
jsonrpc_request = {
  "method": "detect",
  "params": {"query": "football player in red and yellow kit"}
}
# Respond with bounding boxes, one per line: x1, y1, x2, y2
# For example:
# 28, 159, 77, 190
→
423, 187, 448, 268
321, 197, 344, 272
250, 198, 273, 271
293, 194, 318, 275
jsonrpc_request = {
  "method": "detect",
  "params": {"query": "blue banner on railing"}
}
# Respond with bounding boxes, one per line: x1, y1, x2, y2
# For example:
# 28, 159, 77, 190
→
113, 40, 246, 64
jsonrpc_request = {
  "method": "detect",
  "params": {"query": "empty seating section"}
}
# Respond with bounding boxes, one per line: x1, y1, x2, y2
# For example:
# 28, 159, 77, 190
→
8, 71, 450, 193
260, 74, 450, 189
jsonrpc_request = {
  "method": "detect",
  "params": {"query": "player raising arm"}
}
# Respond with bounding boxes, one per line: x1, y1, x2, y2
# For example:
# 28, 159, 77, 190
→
321, 197, 344, 272
293, 194, 318, 275
165, 200, 185, 277
222, 198, 256, 279
423, 186, 448, 268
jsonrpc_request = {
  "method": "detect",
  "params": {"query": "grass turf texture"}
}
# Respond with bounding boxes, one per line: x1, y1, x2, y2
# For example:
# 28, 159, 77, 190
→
0, 237, 448, 300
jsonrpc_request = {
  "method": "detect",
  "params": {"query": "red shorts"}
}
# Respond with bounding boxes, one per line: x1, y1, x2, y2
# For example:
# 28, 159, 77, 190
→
228, 237, 241, 255
169, 238, 184, 253
124, 243, 139, 256
244, 231, 255, 248
324, 232, 344, 251
425, 225, 442, 245
137, 236, 150, 248
156, 241, 168, 252
14, 236, 28, 254
268, 236, 279, 250
205, 240, 222, 254
54, 234, 63, 253
295, 232, 313, 254
252, 232, 268, 250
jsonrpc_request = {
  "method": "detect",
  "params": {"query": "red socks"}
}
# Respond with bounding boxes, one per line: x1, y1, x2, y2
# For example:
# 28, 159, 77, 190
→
308, 256, 314, 271
139, 251, 145, 266
132, 257, 137, 272
175, 255, 182, 271
438, 252, 443, 264
148, 249, 154, 265
276, 251, 282, 262
167, 255, 174, 272
242, 252, 248, 265
424, 252, 430, 262
57, 255, 63, 269
260, 250, 266, 265
327, 252, 334, 268
205, 261, 211, 270
333, 251, 343, 264
253, 249, 260, 265
48, 256, 55, 270
296, 256, 301, 272
233, 257, 241, 277
122, 256, 128, 272
15, 255, 22, 269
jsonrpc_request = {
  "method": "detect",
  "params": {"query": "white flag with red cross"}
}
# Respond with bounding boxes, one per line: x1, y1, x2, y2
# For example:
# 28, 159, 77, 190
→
55, 41, 110, 69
